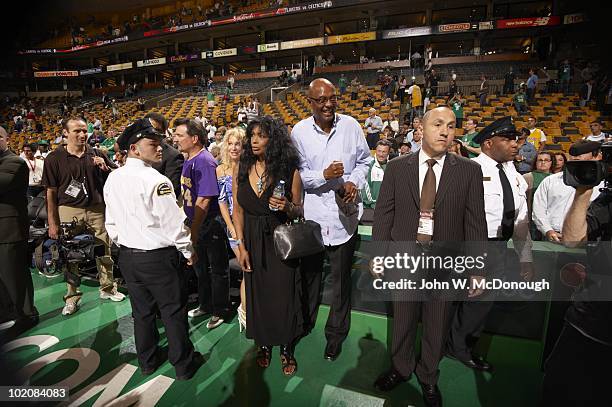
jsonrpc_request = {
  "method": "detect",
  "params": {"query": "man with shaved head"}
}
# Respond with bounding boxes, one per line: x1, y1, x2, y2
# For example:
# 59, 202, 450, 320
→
0, 126, 39, 331
292, 78, 371, 361
372, 107, 487, 407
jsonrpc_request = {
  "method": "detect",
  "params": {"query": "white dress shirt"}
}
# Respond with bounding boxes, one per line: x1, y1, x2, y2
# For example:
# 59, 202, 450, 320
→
292, 114, 371, 246
417, 149, 445, 197
104, 157, 194, 259
473, 152, 532, 262
532, 172, 601, 234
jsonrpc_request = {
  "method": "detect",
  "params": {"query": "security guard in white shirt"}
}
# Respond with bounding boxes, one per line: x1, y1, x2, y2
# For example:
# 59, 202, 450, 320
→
104, 118, 203, 380
447, 116, 534, 372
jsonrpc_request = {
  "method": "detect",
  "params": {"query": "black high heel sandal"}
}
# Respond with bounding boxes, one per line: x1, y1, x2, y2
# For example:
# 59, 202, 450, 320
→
280, 344, 297, 376
256, 345, 272, 368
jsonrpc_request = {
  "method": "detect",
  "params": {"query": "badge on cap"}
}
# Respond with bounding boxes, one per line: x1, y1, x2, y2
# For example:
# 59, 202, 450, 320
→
156, 182, 173, 196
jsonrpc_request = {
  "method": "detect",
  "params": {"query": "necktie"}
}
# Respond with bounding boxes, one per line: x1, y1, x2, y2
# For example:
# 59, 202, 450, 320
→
417, 159, 437, 243
497, 163, 515, 240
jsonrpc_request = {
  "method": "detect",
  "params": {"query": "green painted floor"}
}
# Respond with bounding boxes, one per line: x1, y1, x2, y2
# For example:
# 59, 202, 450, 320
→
2, 272, 544, 406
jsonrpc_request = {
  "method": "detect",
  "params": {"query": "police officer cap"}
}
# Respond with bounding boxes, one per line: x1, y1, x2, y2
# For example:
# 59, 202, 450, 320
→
472, 116, 520, 144
569, 140, 601, 157
117, 118, 163, 151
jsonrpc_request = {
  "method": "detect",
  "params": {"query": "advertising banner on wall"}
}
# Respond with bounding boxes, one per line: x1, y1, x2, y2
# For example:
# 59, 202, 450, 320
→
496, 16, 561, 29
170, 54, 200, 62
257, 43, 280, 52
80, 67, 103, 75
563, 13, 587, 24
280, 37, 324, 50
212, 48, 238, 58
136, 57, 167, 67
34, 71, 79, 78
381, 26, 432, 39
436, 22, 476, 33
106, 62, 133, 72
327, 31, 376, 44
479, 21, 495, 30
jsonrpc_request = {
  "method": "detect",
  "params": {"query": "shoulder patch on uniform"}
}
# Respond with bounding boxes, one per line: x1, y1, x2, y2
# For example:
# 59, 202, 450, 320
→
156, 182, 173, 196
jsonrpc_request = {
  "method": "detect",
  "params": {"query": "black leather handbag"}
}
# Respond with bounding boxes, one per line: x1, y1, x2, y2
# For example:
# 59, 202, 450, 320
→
273, 218, 324, 261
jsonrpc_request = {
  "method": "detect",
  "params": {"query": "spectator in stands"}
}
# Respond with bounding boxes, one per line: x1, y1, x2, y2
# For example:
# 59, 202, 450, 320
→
112, 143, 127, 167
237, 102, 247, 123
410, 126, 423, 152
403, 116, 422, 144
397, 141, 411, 157
513, 86, 529, 114
21, 143, 44, 198
362, 94, 375, 108
579, 79, 595, 107
503, 67, 516, 95
393, 123, 410, 150
207, 88, 216, 108
559, 59, 572, 95
479, 75, 489, 107
460, 118, 481, 158
523, 151, 553, 240
383, 112, 399, 135
365, 108, 384, 150
552, 152, 566, 174
448, 80, 458, 101
448, 92, 464, 129
514, 128, 537, 174
428, 69, 439, 97
350, 76, 360, 101
585, 120, 609, 142
398, 75, 407, 104
526, 116, 547, 151
406, 81, 422, 124
173, 118, 229, 330
137, 97, 145, 111
208, 126, 226, 153
42, 117, 124, 316
362, 139, 391, 209
533, 141, 603, 243
206, 121, 217, 144
338, 74, 348, 95
227, 73, 235, 90
410, 50, 422, 68
145, 113, 185, 196
526, 69, 538, 103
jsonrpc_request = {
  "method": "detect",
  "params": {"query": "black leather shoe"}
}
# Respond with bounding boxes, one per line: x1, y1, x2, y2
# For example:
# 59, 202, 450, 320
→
176, 352, 204, 381
324, 343, 342, 361
141, 348, 168, 375
446, 351, 493, 372
374, 368, 408, 392
419, 382, 442, 407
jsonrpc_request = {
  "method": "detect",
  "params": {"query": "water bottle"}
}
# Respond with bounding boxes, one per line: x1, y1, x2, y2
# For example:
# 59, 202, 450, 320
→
269, 180, 285, 211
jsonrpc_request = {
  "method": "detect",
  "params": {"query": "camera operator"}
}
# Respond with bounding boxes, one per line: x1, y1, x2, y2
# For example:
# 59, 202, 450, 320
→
542, 143, 612, 406
42, 117, 124, 317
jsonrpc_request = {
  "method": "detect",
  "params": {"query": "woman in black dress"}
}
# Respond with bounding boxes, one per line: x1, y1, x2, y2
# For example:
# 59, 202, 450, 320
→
232, 116, 303, 375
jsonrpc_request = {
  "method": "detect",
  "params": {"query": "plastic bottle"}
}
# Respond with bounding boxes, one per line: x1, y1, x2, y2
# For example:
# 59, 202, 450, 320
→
269, 180, 285, 211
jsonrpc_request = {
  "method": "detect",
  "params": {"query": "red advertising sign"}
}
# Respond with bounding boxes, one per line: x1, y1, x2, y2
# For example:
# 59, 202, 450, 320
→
438, 22, 472, 33
496, 16, 561, 29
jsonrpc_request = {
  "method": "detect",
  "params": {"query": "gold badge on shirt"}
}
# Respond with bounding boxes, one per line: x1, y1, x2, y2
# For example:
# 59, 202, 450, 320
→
156, 182, 173, 196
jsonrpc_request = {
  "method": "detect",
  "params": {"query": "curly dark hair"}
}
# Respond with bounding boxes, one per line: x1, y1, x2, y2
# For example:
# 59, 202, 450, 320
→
238, 116, 300, 195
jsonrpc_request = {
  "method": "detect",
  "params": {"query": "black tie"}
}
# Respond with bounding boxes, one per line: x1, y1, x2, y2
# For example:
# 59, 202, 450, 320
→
497, 163, 515, 240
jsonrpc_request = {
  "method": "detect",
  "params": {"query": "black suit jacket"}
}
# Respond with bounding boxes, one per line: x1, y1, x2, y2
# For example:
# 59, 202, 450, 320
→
0, 149, 29, 243
373, 152, 487, 262
153, 142, 184, 196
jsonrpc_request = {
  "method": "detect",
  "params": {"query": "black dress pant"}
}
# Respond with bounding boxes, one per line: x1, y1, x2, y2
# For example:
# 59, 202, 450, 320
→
194, 216, 230, 315
542, 323, 612, 407
0, 240, 37, 322
119, 247, 196, 376
447, 241, 506, 359
300, 234, 358, 347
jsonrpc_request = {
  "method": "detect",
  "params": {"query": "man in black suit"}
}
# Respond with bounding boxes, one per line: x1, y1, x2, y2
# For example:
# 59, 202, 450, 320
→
372, 107, 488, 407
0, 126, 38, 329
145, 112, 185, 195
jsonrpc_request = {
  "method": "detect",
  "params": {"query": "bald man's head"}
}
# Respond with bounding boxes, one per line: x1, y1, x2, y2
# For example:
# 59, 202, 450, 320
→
0, 126, 8, 152
421, 106, 456, 159
307, 78, 337, 127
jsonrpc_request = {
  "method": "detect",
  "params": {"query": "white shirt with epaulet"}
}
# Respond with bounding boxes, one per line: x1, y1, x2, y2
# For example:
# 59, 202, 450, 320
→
103, 157, 193, 259
472, 152, 532, 262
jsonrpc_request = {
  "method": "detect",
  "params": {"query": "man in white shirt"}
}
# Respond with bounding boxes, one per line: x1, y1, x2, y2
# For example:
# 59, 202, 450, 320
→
533, 140, 603, 242
21, 143, 44, 197
292, 78, 370, 362
447, 116, 534, 373
364, 108, 383, 150
585, 121, 609, 142
104, 119, 203, 380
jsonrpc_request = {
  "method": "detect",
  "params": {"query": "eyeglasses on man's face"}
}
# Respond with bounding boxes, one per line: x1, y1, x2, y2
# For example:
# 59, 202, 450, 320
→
308, 96, 338, 105
537, 159, 552, 163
